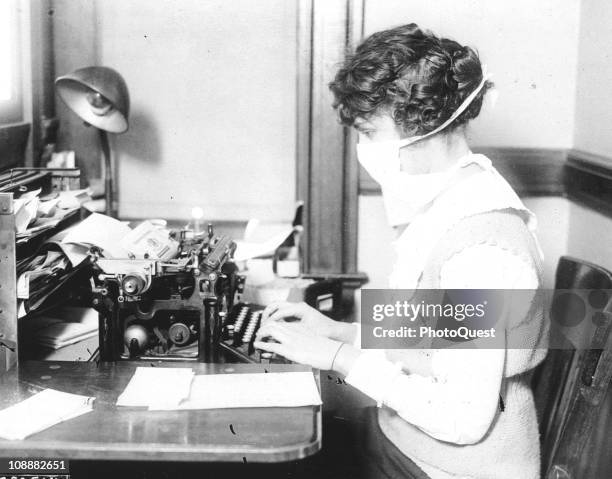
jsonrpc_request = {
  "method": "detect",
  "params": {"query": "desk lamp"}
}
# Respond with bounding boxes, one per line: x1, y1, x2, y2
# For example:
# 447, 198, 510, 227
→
55, 66, 130, 217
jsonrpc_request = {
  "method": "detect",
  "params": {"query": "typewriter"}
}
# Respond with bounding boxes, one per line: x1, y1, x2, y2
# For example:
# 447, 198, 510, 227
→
91, 224, 242, 362
91, 224, 342, 363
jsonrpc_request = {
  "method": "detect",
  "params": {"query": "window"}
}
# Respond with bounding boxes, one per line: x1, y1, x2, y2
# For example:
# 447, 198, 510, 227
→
0, 0, 22, 124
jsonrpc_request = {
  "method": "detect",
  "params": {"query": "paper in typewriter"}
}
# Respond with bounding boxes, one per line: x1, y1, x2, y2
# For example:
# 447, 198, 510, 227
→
116, 367, 195, 409
153, 371, 322, 411
0, 389, 94, 440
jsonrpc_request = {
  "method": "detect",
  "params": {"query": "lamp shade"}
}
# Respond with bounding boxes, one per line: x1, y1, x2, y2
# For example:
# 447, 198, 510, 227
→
55, 66, 130, 133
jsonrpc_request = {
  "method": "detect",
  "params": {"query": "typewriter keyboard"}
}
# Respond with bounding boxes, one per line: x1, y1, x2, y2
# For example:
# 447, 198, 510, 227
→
221, 302, 286, 363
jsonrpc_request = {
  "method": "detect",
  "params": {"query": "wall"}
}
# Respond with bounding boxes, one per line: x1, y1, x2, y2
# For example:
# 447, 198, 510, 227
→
567, 0, 612, 270
358, 0, 581, 288
53, 0, 99, 179
573, 0, 612, 156
55, 0, 297, 222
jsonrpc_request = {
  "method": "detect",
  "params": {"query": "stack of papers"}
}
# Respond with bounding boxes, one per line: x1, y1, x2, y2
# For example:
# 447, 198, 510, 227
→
116, 368, 322, 411
16, 249, 75, 317
17, 251, 69, 299
61, 213, 132, 259
14, 188, 89, 243
0, 389, 94, 440
116, 367, 195, 409
23, 307, 98, 350
59, 213, 178, 261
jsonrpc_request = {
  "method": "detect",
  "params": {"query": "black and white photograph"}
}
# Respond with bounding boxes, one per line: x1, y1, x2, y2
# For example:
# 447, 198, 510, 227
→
1, 1, 612, 478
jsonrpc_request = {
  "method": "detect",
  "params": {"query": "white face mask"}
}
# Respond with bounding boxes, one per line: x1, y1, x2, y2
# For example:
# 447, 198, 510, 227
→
357, 73, 490, 227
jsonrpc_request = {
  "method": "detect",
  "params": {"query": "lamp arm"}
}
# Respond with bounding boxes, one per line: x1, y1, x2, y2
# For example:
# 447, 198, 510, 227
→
99, 129, 115, 217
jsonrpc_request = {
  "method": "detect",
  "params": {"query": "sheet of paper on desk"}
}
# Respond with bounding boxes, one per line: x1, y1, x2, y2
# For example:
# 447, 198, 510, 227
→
234, 227, 294, 262
62, 213, 132, 258
0, 389, 94, 441
163, 372, 322, 410
56, 188, 92, 209
116, 367, 195, 409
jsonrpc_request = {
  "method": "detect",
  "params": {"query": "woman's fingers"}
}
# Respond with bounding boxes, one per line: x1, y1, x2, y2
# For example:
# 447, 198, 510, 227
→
261, 302, 284, 322
261, 302, 307, 323
266, 304, 305, 323
255, 321, 296, 343
256, 322, 285, 341
254, 323, 310, 362
262, 302, 297, 322
255, 323, 273, 341
255, 321, 307, 343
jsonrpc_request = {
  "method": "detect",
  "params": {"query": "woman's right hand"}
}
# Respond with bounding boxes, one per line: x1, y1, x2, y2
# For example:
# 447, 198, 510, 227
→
257, 301, 357, 343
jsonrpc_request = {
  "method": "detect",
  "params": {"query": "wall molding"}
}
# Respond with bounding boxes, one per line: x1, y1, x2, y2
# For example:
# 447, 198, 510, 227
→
566, 149, 612, 217
474, 147, 568, 197
360, 146, 612, 218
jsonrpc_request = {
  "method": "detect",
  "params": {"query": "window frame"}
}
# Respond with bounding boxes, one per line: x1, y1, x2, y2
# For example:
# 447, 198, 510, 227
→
0, 0, 23, 125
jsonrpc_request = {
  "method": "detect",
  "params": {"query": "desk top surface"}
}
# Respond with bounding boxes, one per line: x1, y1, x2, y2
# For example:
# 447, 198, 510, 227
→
0, 361, 321, 463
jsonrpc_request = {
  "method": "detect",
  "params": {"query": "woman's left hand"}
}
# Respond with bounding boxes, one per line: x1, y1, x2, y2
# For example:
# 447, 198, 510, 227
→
254, 322, 342, 370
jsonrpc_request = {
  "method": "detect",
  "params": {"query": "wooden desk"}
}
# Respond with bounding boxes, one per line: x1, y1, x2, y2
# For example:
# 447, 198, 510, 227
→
0, 361, 321, 463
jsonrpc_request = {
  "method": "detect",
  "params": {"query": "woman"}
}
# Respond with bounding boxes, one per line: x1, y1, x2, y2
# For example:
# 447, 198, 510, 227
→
255, 23, 547, 479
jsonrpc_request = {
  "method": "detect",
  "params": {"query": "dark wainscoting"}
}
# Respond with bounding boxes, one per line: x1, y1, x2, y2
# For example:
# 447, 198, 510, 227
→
566, 150, 612, 218
475, 147, 567, 196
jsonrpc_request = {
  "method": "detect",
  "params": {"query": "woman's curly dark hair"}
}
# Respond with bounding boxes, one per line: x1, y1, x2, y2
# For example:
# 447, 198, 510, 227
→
329, 23, 493, 135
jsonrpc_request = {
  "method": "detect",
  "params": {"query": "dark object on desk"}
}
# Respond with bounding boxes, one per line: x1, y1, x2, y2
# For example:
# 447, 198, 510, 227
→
92, 225, 241, 362
55, 66, 130, 217
0, 361, 321, 463
532, 256, 612, 478
0, 123, 30, 170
